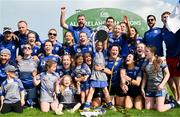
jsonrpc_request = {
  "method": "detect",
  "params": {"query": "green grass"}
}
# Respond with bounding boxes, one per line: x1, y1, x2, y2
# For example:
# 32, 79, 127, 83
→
0, 107, 180, 117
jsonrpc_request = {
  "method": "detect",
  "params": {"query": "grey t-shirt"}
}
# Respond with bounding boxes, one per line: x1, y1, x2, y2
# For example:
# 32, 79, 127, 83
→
37, 72, 59, 102
0, 78, 24, 103
60, 87, 77, 104
145, 62, 167, 91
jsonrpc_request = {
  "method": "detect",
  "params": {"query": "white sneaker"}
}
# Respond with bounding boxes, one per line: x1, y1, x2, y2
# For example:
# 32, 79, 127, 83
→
177, 101, 180, 105
55, 110, 64, 115
67, 109, 75, 113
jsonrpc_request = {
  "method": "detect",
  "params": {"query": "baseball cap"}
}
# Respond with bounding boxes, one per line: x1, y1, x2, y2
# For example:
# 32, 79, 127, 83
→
5, 65, 17, 72
3, 27, 13, 33
0, 48, 11, 56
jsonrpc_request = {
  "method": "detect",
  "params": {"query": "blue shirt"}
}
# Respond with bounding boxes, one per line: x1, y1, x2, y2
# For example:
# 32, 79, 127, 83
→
42, 40, 63, 56
109, 34, 129, 58
144, 27, 163, 56
125, 66, 141, 93
73, 43, 93, 55
105, 57, 124, 87
0, 40, 19, 61
38, 54, 61, 72
162, 27, 179, 57
58, 65, 73, 77
62, 43, 74, 55
14, 30, 41, 47
68, 25, 92, 44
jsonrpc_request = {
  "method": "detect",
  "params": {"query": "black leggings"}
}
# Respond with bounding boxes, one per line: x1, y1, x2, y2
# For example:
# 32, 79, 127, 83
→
1, 101, 23, 114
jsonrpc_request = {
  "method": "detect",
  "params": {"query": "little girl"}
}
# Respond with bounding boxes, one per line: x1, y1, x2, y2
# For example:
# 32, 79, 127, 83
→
84, 41, 116, 111
55, 75, 81, 115
33, 60, 59, 112
72, 53, 91, 106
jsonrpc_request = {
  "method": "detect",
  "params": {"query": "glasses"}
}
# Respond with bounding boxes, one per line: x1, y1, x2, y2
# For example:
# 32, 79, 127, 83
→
163, 16, 168, 19
147, 19, 154, 22
48, 33, 57, 36
23, 46, 31, 50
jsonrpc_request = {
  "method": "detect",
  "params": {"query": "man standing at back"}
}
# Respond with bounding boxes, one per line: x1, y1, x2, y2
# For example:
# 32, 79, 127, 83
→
60, 7, 92, 44
14, 20, 41, 48
161, 11, 180, 104
143, 15, 164, 56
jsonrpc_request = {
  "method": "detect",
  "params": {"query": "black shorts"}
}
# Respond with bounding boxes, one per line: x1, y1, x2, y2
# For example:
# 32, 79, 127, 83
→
1, 101, 23, 114
61, 103, 79, 109
93, 88, 103, 98
127, 87, 141, 98
109, 86, 126, 97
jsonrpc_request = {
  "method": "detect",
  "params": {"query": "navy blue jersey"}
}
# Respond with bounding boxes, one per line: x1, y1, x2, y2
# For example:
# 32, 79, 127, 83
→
38, 54, 61, 73
162, 27, 180, 57
0, 40, 19, 61
136, 56, 146, 70
125, 66, 141, 95
58, 65, 73, 77
143, 27, 163, 56
32, 45, 41, 56
73, 43, 93, 55
125, 66, 141, 80
127, 36, 143, 54
68, 25, 92, 44
14, 30, 41, 47
105, 57, 124, 87
62, 43, 74, 55
108, 34, 129, 58
42, 40, 63, 56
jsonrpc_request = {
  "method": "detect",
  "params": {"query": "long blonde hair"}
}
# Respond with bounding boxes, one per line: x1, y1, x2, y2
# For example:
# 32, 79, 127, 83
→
59, 75, 75, 95
146, 46, 162, 73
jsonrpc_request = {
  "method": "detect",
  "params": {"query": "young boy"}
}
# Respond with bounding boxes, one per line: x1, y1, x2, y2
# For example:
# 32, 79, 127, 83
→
0, 65, 25, 113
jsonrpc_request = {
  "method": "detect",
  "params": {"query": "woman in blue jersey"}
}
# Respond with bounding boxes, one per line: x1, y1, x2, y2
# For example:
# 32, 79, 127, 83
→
58, 54, 73, 77
62, 31, 74, 55
104, 44, 125, 106
120, 53, 143, 110
38, 40, 61, 73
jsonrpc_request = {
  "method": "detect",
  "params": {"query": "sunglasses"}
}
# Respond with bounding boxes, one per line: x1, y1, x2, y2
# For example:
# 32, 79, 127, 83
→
147, 19, 154, 22
48, 33, 57, 36
23, 46, 31, 50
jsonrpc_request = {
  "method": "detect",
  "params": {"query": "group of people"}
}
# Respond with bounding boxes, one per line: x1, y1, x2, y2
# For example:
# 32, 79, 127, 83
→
0, 6, 180, 115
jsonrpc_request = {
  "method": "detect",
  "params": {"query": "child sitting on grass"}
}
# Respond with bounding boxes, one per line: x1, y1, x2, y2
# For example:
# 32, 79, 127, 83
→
55, 75, 81, 115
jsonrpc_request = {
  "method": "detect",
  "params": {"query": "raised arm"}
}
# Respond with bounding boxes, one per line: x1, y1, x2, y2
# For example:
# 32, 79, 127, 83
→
123, 16, 131, 38
32, 70, 41, 86
60, 7, 68, 29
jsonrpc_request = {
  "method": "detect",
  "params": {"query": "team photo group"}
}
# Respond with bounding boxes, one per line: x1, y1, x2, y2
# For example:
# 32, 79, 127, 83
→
0, 4, 180, 116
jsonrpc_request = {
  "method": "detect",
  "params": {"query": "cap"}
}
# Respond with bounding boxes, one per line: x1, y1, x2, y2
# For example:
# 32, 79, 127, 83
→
0, 48, 11, 56
3, 27, 12, 33
5, 65, 17, 72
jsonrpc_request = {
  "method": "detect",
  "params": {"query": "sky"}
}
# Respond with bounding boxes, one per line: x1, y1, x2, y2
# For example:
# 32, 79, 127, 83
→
0, 0, 178, 42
